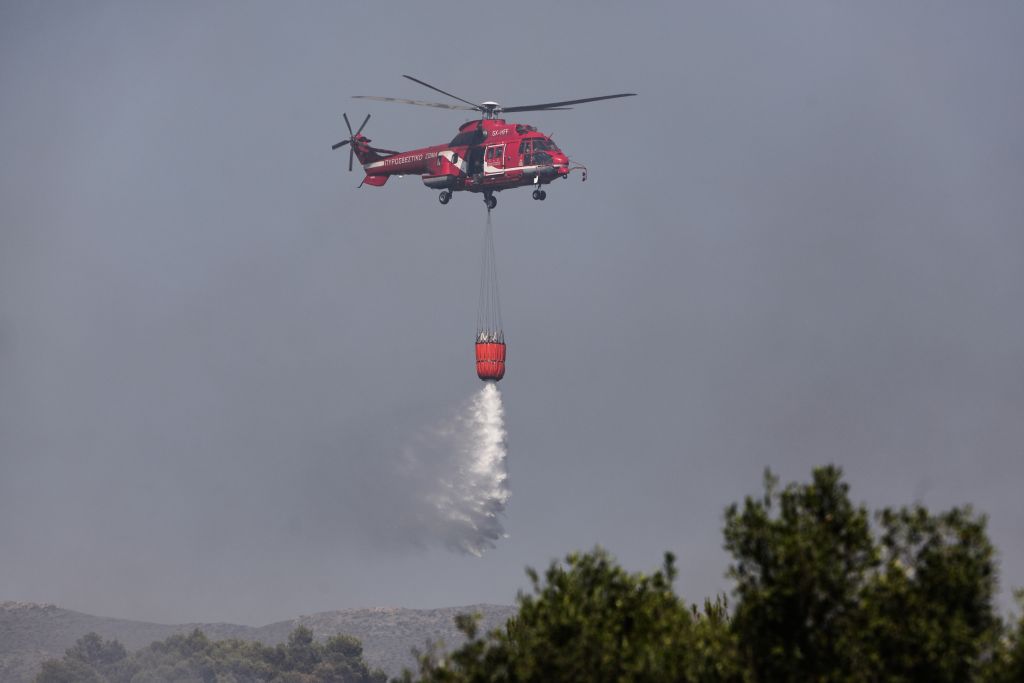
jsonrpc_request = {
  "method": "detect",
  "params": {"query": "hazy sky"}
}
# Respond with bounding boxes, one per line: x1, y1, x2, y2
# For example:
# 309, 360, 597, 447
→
2, 2, 1023, 626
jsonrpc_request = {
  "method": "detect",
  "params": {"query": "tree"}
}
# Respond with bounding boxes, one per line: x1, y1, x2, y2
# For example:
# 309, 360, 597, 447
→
864, 505, 999, 682
1006, 595, 1024, 679
35, 632, 126, 683
35, 657, 103, 683
405, 548, 741, 682
65, 632, 128, 671
285, 626, 319, 674
724, 466, 875, 681
723, 465, 1002, 682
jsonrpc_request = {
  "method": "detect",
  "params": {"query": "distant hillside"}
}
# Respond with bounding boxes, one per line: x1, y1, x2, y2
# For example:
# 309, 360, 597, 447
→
0, 600, 516, 682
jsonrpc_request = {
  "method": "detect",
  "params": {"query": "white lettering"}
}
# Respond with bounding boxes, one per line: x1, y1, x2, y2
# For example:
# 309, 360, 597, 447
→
382, 153, 426, 167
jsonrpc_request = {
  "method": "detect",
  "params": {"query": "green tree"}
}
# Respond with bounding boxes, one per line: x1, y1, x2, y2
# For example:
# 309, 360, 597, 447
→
974, 590, 1024, 683
285, 626, 319, 674
864, 505, 999, 681
1006, 595, 1024, 679
723, 465, 1003, 682
723, 466, 875, 681
405, 548, 741, 682
35, 632, 126, 683
66, 632, 128, 671
35, 657, 104, 683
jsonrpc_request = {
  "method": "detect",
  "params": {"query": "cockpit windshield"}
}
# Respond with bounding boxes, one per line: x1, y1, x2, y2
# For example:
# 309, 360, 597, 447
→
532, 138, 560, 152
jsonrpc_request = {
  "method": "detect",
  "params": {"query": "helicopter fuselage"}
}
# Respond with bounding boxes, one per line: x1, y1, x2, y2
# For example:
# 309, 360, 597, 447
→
351, 118, 577, 200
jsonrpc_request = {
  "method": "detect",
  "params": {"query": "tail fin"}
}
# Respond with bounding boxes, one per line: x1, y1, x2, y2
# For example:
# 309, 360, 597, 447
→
351, 136, 386, 166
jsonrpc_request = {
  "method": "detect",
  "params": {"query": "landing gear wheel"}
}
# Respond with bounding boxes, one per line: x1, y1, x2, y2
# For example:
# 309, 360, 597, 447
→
532, 189, 541, 200
538, 190, 547, 201
484, 195, 497, 210
438, 190, 451, 205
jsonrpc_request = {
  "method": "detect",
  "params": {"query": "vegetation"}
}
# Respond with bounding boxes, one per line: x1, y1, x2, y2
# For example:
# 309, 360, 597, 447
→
36, 466, 1024, 682
396, 550, 742, 682
36, 626, 386, 683
403, 466, 1024, 682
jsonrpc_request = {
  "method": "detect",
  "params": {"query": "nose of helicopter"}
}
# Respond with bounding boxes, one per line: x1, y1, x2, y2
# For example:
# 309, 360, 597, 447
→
552, 152, 569, 175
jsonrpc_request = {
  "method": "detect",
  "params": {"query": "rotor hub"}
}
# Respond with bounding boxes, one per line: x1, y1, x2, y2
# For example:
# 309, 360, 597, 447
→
479, 101, 502, 119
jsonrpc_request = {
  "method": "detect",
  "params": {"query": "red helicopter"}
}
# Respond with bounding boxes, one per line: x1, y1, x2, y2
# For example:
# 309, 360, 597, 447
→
332, 75, 635, 209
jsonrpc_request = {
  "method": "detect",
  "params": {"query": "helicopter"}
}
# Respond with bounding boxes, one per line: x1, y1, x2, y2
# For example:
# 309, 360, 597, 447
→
332, 75, 635, 209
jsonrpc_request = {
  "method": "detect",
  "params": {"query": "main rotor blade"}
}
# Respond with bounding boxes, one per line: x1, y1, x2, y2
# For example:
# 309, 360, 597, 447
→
402, 75, 481, 110
331, 139, 351, 150
355, 113, 371, 136
343, 112, 353, 135
501, 93, 637, 113
352, 95, 477, 111
349, 147, 354, 172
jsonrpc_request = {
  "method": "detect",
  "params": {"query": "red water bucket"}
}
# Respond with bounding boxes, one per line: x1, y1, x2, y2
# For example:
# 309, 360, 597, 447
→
475, 341, 506, 381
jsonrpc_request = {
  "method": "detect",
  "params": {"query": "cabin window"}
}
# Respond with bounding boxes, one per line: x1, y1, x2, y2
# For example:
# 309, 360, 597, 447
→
448, 128, 486, 147
520, 139, 536, 164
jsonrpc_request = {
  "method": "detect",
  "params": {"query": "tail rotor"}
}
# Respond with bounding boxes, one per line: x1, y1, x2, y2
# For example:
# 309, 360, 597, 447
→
331, 113, 371, 172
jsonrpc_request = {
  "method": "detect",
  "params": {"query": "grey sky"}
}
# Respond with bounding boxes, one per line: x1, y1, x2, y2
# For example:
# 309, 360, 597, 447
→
2, 2, 1023, 625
